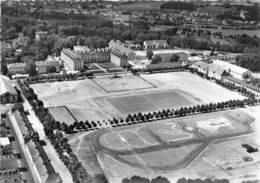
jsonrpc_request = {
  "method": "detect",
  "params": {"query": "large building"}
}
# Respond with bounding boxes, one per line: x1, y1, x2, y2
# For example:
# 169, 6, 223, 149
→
7, 63, 26, 74
60, 49, 84, 71
109, 40, 136, 60
73, 46, 111, 65
192, 59, 252, 80
212, 59, 252, 80
0, 75, 18, 104
36, 60, 60, 74
143, 40, 168, 50
110, 48, 128, 67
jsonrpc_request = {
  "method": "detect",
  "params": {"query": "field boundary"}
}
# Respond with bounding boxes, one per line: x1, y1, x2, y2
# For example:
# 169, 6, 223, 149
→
48, 105, 78, 123
90, 76, 157, 93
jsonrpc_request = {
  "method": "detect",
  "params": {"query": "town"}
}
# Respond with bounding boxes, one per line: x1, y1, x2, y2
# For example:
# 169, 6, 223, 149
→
1, 1, 260, 183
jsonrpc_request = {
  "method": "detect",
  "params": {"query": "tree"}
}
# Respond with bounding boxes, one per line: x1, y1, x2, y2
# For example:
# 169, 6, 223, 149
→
146, 49, 154, 60
93, 174, 108, 183
170, 54, 180, 62
46, 66, 57, 73
151, 176, 170, 183
236, 48, 260, 72
151, 55, 162, 64
25, 62, 37, 76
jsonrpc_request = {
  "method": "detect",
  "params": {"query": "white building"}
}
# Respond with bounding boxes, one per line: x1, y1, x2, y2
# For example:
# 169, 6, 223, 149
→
7, 63, 26, 74
212, 59, 252, 80
60, 49, 84, 71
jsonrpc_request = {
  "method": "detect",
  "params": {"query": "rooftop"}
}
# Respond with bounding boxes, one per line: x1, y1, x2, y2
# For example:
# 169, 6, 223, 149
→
213, 59, 250, 74
0, 75, 17, 95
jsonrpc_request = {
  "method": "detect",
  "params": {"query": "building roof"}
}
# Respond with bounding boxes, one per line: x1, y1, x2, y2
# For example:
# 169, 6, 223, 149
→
109, 40, 135, 57
213, 59, 250, 74
62, 49, 81, 60
0, 137, 10, 146
0, 76, 17, 96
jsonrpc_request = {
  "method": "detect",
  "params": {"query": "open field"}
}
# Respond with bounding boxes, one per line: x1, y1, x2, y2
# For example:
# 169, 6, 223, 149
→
67, 107, 257, 183
31, 72, 245, 123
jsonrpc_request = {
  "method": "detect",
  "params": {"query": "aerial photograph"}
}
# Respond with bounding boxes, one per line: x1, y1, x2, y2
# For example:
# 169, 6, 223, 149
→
0, 0, 260, 183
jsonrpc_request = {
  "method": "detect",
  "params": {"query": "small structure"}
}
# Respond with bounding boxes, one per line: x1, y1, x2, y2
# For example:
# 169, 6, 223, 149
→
0, 76, 18, 104
35, 31, 48, 41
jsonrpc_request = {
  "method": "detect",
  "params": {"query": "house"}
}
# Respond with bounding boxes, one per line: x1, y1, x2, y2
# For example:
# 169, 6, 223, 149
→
0, 75, 18, 104
143, 40, 168, 50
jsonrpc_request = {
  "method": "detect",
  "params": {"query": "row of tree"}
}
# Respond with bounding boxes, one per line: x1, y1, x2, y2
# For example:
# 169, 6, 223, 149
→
17, 79, 106, 183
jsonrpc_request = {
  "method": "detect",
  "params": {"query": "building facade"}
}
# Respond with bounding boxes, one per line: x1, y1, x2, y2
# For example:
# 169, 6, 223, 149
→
73, 46, 111, 65
60, 49, 83, 71
36, 60, 60, 74
110, 49, 128, 67
7, 63, 26, 74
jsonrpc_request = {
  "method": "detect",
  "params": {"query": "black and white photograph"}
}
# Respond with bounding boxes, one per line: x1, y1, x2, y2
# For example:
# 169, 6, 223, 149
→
0, 0, 260, 183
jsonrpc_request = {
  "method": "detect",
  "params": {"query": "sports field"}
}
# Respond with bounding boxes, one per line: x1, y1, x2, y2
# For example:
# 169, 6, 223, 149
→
107, 90, 192, 114
31, 72, 245, 123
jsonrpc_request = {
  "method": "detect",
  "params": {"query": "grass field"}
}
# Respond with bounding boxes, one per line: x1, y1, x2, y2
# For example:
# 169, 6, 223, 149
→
107, 90, 192, 114
99, 121, 193, 151
49, 106, 76, 125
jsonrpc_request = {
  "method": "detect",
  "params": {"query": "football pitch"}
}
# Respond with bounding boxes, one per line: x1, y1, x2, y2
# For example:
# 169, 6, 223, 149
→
107, 90, 192, 114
